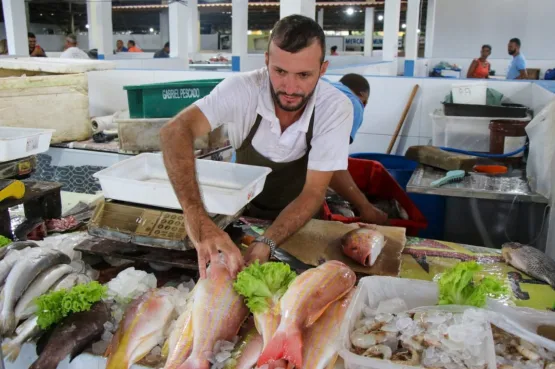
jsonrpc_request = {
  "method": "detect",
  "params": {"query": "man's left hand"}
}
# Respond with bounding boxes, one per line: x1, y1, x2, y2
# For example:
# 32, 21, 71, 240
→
360, 205, 388, 225
244, 242, 271, 265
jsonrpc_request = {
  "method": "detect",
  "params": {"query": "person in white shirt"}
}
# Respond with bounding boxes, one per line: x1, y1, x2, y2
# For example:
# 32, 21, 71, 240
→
161, 15, 384, 277
60, 35, 90, 59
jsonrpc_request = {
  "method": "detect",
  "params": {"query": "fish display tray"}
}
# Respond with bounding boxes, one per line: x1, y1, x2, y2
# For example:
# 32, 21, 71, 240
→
322, 158, 427, 236
339, 276, 497, 369
0, 127, 53, 162
93, 153, 271, 215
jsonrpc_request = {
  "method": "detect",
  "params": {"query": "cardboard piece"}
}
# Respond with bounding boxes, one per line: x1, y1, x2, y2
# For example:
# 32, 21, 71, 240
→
278, 219, 406, 277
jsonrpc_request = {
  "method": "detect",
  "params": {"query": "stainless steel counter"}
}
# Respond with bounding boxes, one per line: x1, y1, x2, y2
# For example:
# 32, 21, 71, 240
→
407, 165, 548, 204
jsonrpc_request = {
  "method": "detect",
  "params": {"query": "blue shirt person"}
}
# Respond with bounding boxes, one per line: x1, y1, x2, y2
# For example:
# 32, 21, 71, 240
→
506, 38, 528, 80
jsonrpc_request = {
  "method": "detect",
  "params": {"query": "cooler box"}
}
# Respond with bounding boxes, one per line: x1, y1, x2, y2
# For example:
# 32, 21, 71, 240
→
124, 79, 223, 118
323, 158, 427, 236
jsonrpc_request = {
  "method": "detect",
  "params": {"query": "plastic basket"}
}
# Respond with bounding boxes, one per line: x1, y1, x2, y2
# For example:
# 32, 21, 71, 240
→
323, 158, 427, 236
124, 79, 223, 118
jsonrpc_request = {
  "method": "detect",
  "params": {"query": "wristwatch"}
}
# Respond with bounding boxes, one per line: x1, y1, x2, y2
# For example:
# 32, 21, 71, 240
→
254, 236, 277, 259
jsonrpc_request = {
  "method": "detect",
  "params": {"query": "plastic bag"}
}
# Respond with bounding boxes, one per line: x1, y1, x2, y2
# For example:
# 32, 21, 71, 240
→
525, 100, 555, 257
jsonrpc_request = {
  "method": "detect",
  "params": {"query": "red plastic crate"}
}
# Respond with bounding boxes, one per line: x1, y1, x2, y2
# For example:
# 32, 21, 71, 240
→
323, 158, 428, 236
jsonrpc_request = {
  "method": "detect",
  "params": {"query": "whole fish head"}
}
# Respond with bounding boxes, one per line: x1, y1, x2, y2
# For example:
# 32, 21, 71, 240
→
207, 260, 233, 282
502, 242, 525, 263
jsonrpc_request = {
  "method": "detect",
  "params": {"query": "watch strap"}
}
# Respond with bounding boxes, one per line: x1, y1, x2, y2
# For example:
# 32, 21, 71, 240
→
254, 236, 277, 259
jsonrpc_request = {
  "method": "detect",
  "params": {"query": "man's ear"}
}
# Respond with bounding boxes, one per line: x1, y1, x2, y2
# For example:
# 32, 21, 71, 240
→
320, 60, 329, 76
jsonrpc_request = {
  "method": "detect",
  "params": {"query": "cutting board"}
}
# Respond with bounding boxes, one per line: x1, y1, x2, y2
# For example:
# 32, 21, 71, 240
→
278, 219, 406, 277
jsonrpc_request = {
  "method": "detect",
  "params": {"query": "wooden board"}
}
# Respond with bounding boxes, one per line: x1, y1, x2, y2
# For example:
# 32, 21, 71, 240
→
278, 219, 406, 277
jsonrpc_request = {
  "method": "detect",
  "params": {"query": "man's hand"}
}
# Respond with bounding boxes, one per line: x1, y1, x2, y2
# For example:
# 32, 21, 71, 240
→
193, 219, 243, 279
244, 242, 271, 265
359, 204, 388, 225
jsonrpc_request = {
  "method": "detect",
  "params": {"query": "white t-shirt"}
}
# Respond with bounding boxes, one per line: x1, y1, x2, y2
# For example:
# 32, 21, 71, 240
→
194, 68, 353, 172
60, 47, 90, 59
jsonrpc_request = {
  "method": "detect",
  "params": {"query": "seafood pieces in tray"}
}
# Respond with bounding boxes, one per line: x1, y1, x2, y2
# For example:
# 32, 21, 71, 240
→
493, 325, 555, 369
349, 298, 494, 369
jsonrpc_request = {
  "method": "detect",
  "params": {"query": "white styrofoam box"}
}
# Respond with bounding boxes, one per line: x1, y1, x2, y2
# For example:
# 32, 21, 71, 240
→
339, 276, 496, 369
0, 57, 115, 74
0, 127, 54, 161
94, 153, 271, 215
452, 81, 487, 105
441, 69, 461, 78
431, 110, 531, 152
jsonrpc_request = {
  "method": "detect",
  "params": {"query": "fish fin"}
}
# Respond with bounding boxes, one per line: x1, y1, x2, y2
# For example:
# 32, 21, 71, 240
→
36, 328, 54, 356
104, 321, 123, 358
306, 290, 350, 328
257, 326, 303, 368
161, 339, 169, 359
2, 340, 21, 362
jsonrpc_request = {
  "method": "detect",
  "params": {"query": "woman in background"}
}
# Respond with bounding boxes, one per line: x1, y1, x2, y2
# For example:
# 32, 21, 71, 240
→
467, 45, 492, 78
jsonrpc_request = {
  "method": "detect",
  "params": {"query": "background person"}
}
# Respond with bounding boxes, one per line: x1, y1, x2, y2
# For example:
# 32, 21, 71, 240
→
154, 42, 170, 58
127, 40, 143, 53
28, 33, 46, 57
330, 45, 339, 56
116, 40, 128, 52
467, 45, 492, 79
60, 34, 90, 59
507, 38, 528, 80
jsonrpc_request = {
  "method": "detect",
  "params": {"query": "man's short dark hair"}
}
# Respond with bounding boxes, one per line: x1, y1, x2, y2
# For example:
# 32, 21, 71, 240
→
128, 40, 136, 46
510, 38, 521, 47
482, 44, 492, 52
340, 73, 370, 97
28, 32, 36, 38
269, 15, 326, 63
164, 42, 170, 49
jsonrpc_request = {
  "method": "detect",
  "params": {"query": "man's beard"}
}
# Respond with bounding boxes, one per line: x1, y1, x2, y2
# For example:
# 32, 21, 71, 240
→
269, 78, 317, 112
509, 49, 516, 56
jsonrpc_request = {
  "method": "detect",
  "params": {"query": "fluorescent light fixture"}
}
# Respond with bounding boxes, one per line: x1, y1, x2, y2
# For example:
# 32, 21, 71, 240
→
346, 7, 354, 15
378, 14, 384, 21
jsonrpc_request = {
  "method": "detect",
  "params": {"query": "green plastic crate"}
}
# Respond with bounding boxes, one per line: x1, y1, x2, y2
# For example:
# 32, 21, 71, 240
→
124, 79, 223, 118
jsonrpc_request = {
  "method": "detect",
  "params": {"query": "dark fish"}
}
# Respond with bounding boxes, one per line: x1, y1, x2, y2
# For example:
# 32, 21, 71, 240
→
29, 302, 110, 369
0, 241, 39, 260
502, 243, 555, 289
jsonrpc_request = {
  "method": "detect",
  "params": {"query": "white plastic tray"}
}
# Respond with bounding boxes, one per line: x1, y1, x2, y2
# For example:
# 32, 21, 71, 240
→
338, 276, 496, 369
0, 127, 54, 162
93, 153, 271, 215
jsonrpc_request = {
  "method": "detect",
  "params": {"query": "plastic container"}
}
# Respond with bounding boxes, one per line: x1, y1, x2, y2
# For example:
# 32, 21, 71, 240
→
451, 82, 487, 105
489, 119, 529, 158
93, 153, 272, 215
339, 276, 497, 369
349, 153, 417, 189
0, 127, 54, 162
322, 158, 427, 236
431, 110, 531, 152
124, 79, 223, 119
443, 102, 529, 118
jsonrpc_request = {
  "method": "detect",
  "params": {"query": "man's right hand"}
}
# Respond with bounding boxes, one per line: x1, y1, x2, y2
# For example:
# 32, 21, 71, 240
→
193, 218, 243, 279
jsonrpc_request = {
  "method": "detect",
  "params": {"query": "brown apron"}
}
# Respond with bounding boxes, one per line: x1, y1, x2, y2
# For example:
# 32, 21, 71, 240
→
236, 109, 315, 220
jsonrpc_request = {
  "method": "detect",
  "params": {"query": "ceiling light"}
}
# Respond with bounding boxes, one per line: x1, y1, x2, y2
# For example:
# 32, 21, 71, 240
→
346, 7, 354, 16
149, 28, 154, 33
378, 14, 384, 21
85, 24, 89, 29
247, 30, 252, 35
40, 13, 43, 16
417, 29, 421, 33
402, 24, 407, 29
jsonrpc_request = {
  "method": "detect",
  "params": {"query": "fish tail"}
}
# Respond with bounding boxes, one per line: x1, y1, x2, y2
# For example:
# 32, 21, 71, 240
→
0, 311, 16, 336
2, 340, 21, 362
257, 326, 303, 368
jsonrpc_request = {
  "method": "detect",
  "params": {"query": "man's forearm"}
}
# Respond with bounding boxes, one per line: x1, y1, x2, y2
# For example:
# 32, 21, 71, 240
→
264, 190, 324, 246
329, 170, 371, 212
160, 117, 209, 242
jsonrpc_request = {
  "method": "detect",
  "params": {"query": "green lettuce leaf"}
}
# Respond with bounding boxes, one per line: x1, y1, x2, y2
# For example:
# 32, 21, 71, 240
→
233, 261, 296, 314
0, 236, 11, 248
438, 261, 507, 308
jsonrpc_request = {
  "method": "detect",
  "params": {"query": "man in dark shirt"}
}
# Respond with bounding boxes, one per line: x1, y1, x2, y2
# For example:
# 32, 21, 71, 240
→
154, 42, 170, 58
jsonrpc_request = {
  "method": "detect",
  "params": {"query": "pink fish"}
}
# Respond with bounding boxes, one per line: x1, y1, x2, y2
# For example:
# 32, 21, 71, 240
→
302, 289, 355, 369
341, 228, 385, 266
179, 261, 248, 369
257, 261, 356, 368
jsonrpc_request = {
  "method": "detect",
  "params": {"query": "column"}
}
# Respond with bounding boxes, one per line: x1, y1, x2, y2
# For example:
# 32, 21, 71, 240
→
87, 0, 113, 59
317, 8, 324, 28
232, 0, 248, 72
169, 0, 189, 66
25, 1, 30, 29
424, 0, 436, 58
364, 7, 375, 57
160, 9, 169, 45
382, 0, 401, 61
280, 0, 316, 20
2, 0, 29, 55
404, 0, 421, 76
188, 0, 200, 53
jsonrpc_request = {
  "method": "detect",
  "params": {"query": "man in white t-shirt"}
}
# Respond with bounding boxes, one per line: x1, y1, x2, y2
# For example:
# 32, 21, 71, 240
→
60, 35, 90, 59
161, 15, 382, 277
